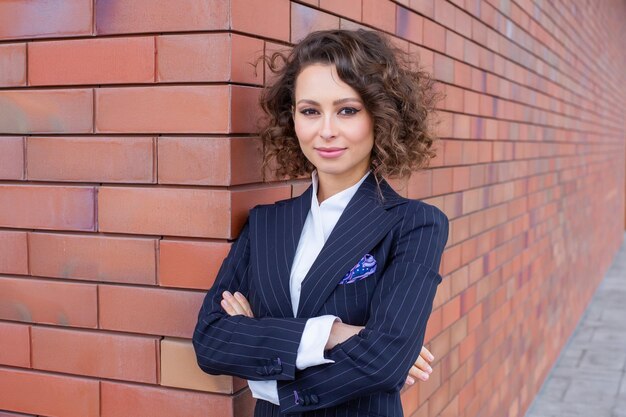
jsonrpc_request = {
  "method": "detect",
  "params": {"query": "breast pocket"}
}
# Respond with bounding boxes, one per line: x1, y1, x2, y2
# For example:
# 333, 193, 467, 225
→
327, 272, 378, 325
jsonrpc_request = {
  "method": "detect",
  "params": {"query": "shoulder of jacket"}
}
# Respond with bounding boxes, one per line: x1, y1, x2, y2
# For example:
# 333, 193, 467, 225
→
248, 200, 285, 217
393, 199, 449, 226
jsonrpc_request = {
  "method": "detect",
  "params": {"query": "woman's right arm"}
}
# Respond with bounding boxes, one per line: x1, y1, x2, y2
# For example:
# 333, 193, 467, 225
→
192, 211, 310, 382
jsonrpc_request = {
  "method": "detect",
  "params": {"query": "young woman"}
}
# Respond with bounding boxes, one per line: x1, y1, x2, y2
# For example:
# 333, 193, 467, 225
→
193, 29, 449, 417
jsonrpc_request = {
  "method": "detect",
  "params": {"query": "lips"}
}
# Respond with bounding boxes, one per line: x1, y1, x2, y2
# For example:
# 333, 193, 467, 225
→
315, 147, 346, 158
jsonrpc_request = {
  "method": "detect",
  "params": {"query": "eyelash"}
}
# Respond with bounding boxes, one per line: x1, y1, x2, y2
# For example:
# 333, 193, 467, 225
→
299, 107, 361, 116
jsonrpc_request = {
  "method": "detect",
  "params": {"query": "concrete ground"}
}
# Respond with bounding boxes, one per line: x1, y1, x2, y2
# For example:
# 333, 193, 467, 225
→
524, 232, 626, 417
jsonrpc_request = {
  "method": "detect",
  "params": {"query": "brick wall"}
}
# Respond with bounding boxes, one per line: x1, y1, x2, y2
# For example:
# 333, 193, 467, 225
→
0, 1, 625, 416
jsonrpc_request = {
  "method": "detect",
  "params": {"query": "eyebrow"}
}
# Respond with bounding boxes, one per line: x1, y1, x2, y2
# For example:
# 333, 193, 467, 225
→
295, 98, 363, 106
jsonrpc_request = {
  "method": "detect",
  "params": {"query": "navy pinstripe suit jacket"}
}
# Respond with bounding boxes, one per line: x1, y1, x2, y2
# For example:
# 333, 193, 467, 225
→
192, 172, 449, 417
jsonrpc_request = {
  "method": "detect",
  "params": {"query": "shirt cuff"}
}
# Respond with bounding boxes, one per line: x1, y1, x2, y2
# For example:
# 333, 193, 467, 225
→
248, 380, 279, 405
296, 315, 342, 370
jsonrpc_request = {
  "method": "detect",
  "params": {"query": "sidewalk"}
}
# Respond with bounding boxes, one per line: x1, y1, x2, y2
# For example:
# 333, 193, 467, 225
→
525, 232, 626, 417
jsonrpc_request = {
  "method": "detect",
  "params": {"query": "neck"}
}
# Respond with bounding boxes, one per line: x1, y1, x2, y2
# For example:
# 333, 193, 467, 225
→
316, 167, 369, 204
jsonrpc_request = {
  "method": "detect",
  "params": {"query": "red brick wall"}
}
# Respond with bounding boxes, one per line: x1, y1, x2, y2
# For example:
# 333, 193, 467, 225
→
0, 1, 625, 416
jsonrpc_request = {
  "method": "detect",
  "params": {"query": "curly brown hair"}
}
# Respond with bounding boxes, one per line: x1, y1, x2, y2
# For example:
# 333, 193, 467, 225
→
259, 29, 443, 189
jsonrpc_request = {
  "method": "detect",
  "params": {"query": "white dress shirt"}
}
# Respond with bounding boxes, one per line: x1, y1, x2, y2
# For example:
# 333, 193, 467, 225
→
247, 168, 372, 405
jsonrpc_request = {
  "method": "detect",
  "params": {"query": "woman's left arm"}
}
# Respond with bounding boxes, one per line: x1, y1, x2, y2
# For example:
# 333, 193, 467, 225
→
275, 202, 449, 414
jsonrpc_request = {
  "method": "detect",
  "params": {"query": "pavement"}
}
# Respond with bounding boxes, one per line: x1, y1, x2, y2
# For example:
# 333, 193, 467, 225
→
524, 232, 626, 417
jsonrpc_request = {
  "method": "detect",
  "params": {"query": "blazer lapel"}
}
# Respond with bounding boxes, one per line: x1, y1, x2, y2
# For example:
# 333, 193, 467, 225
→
294, 173, 406, 318
261, 184, 312, 318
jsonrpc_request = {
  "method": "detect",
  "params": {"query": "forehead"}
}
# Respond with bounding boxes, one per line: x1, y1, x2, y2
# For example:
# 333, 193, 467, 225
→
294, 63, 360, 100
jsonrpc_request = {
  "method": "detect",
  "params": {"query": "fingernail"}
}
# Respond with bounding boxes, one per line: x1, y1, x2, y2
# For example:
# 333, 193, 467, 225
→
422, 372, 429, 381
427, 365, 433, 373
407, 377, 414, 384
223, 291, 232, 298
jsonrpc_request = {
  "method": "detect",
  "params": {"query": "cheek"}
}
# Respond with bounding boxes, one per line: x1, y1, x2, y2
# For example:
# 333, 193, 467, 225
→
294, 118, 316, 142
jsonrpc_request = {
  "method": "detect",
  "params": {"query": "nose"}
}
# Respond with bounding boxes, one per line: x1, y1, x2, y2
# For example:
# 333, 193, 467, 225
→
319, 114, 337, 140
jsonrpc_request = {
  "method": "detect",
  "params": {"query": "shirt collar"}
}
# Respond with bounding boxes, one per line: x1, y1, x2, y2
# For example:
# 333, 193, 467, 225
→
311, 169, 371, 211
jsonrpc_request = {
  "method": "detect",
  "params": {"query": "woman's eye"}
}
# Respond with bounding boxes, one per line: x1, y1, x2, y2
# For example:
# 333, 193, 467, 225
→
339, 107, 360, 115
299, 108, 318, 116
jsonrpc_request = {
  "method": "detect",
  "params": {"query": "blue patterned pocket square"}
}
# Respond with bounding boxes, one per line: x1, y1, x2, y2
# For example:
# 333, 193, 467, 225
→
339, 254, 377, 284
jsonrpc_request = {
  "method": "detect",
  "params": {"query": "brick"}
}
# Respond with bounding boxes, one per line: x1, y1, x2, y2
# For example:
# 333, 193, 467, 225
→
31, 326, 158, 383
452, 166, 471, 193
291, 3, 341, 43
0, 0, 92, 40
0, 277, 97, 328
433, 53, 454, 83
160, 138, 255, 182
445, 30, 465, 61
0, 89, 93, 134
443, 84, 464, 113
409, 0, 434, 18
319, 0, 362, 21
454, 7, 472, 39
433, 0, 456, 29
231, 34, 265, 84
98, 285, 204, 338
396, 6, 423, 44
29, 232, 157, 285
95, 85, 230, 134
0, 185, 95, 231
432, 167, 453, 196
0, 43, 26, 86
0, 368, 99, 417
0, 231, 28, 275
423, 19, 446, 52
231, 137, 265, 184
159, 239, 230, 290
29, 37, 154, 86
0, 321, 30, 367
362, 0, 396, 33
231, 0, 290, 42
98, 186, 230, 238
0, 137, 24, 180
442, 295, 461, 329
407, 169, 433, 200
26, 136, 154, 183
95, 0, 229, 34
425, 306, 443, 342
157, 33, 227, 82
98, 184, 290, 239
454, 61, 472, 88
231, 86, 263, 133
0, 411, 36, 417
101, 381, 234, 417
161, 337, 246, 393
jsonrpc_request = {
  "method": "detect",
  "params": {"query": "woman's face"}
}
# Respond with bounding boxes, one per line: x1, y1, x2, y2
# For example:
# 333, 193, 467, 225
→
293, 63, 374, 184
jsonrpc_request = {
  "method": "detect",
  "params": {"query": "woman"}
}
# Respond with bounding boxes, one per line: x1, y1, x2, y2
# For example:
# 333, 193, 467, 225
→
192, 29, 449, 417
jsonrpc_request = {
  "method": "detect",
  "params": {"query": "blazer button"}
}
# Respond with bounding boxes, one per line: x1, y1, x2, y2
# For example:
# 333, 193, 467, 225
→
294, 390, 305, 405
310, 393, 319, 404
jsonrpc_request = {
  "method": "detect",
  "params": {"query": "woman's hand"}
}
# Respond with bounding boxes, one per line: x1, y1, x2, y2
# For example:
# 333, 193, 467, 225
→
220, 291, 433, 386
220, 291, 254, 318
405, 346, 434, 385
326, 323, 434, 386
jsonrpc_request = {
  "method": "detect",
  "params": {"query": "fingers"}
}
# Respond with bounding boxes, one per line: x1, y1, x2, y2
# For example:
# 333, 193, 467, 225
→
420, 345, 435, 362
408, 364, 431, 382
414, 354, 433, 373
405, 346, 435, 386
221, 291, 254, 318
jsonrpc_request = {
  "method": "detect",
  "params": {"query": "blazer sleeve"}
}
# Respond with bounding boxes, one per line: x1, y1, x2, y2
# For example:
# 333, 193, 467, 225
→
192, 208, 310, 382
276, 202, 450, 414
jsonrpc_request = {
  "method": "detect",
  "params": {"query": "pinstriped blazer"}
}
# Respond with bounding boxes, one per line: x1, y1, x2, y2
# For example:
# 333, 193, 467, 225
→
192, 172, 449, 417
